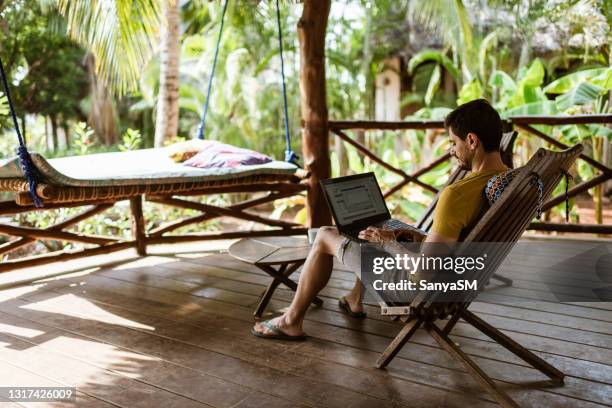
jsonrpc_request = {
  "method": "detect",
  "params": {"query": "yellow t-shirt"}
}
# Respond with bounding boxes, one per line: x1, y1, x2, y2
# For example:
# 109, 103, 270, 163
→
431, 167, 509, 240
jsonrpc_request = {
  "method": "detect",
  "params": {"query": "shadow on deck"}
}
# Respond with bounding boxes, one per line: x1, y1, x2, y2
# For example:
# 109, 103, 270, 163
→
0, 238, 610, 407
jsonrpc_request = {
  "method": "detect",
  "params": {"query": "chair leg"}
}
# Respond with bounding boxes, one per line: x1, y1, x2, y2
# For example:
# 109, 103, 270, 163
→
460, 309, 564, 383
376, 317, 422, 369
490, 273, 513, 286
427, 323, 520, 408
442, 310, 462, 336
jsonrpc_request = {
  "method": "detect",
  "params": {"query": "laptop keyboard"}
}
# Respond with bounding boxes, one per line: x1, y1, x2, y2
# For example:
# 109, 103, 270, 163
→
381, 219, 410, 230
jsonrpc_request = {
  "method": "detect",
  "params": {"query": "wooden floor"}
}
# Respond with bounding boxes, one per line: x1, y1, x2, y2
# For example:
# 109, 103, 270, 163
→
0, 239, 611, 407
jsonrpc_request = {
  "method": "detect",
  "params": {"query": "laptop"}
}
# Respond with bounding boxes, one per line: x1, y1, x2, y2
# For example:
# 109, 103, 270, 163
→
320, 172, 426, 242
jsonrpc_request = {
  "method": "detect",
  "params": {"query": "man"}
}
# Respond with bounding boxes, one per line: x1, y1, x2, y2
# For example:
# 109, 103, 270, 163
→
252, 99, 508, 340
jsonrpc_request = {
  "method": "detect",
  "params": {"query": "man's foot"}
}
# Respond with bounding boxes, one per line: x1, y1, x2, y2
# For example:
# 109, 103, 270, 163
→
251, 315, 306, 340
339, 294, 367, 319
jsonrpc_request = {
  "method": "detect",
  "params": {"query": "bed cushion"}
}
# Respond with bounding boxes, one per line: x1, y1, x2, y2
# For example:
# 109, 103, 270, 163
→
183, 140, 272, 169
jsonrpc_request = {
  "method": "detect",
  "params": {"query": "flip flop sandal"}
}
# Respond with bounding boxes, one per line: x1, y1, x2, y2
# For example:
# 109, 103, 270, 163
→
338, 296, 367, 319
251, 320, 307, 341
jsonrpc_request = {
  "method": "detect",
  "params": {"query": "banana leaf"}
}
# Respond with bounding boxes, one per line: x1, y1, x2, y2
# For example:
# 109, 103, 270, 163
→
543, 68, 608, 94
502, 101, 557, 116
424, 64, 442, 106
457, 79, 483, 105
587, 124, 612, 141
519, 59, 545, 87
555, 82, 604, 111
488, 70, 517, 94
407, 49, 461, 84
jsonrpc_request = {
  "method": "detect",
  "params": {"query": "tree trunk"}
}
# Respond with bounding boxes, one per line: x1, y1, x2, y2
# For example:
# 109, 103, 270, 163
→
154, 0, 181, 147
298, 0, 331, 228
49, 115, 58, 152
84, 53, 118, 146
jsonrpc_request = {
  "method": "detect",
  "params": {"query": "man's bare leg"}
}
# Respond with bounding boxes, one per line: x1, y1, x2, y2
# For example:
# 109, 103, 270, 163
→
344, 278, 364, 313
253, 226, 347, 336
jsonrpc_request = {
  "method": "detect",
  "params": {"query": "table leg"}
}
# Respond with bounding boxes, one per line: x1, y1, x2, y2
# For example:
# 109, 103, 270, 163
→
255, 262, 323, 317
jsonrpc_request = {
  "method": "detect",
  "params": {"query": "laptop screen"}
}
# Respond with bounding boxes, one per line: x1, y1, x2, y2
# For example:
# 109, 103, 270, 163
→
321, 173, 389, 228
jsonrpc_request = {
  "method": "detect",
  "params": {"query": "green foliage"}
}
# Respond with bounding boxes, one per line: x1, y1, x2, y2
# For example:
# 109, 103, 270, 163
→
119, 128, 143, 151
544, 68, 610, 94
457, 79, 483, 105
555, 82, 605, 111
57, 0, 160, 96
407, 50, 462, 83
0, 93, 8, 116
0, 0, 89, 133
72, 121, 95, 155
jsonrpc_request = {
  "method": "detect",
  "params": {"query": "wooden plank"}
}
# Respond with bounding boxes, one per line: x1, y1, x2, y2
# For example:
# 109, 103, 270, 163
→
0, 320, 212, 408
179, 252, 612, 327
15, 264, 612, 404
19, 270, 612, 404
1, 282, 495, 407
0, 360, 111, 408
99, 255, 612, 361
0, 299, 411, 408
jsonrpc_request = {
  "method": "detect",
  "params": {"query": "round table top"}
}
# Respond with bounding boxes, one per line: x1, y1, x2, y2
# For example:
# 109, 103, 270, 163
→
228, 236, 311, 265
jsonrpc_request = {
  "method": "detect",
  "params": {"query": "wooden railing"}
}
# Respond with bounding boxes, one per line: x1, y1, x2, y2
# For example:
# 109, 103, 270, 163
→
329, 114, 612, 235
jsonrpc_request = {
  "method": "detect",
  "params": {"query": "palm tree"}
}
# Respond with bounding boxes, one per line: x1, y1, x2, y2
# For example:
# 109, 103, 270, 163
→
57, 0, 161, 97
58, 0, 184, 147
409, 0, 476, 83
154, 0, 180, 147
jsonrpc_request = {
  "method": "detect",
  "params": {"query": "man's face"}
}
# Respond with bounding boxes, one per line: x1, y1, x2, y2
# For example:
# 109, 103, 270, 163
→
449, 128, 475, 170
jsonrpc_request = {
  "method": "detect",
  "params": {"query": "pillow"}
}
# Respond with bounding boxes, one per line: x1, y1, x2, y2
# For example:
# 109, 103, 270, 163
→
484, 168, 520, 206
166, 139, 213, 162
183, 140, 272, 169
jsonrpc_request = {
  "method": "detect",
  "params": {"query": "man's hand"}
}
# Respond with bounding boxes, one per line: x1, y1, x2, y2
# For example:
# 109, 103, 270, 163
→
358, 226, 395, 243
395, 229, 427, 243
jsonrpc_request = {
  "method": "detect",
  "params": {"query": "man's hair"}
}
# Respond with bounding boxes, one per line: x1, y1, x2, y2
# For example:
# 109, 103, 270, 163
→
444, 99, 502, 152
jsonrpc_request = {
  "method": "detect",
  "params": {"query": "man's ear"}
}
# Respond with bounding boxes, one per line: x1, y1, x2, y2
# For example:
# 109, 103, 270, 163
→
466, 132, 479, 150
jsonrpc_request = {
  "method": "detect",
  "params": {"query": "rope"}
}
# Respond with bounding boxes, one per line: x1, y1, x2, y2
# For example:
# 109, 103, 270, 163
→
196, 0, 229, 140
563, 171, 573, 223
275, 0, 298, 165
196, 0, 298, 166
530, 173, 544, 220
0, 56, 43, 207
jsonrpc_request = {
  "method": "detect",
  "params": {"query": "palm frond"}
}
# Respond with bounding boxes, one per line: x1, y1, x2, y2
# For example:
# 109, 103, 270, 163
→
57, 0, 161, 96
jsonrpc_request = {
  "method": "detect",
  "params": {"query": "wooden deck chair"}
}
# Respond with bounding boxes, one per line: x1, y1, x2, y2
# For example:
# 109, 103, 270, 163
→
376, 144, 583, 408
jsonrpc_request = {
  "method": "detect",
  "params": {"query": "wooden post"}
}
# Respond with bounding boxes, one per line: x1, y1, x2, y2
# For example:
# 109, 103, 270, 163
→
130, 196, 147, 256
298, 0, 332, 227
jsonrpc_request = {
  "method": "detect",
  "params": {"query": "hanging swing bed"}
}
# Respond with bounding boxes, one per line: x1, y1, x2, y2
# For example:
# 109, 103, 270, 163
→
0, 0, 308, 273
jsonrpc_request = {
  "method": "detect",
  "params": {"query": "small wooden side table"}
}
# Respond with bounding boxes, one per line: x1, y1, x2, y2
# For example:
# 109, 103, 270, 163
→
228, 236, 323, 317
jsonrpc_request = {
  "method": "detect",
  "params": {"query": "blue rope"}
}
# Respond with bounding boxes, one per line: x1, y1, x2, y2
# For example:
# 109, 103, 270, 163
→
196, 0, 229, 140
275, 0, 298, 165
0, 56, 43, 207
